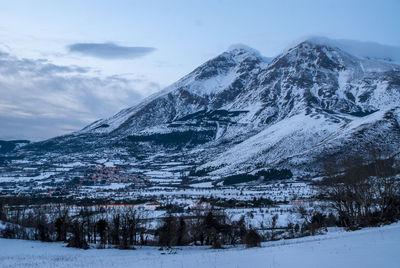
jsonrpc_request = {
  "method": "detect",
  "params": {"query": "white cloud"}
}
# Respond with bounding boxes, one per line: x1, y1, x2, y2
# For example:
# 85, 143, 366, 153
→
0, 50, 160, 141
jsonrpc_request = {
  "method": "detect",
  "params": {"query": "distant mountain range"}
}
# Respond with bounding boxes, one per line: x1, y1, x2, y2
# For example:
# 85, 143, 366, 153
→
4, 37, 400, 180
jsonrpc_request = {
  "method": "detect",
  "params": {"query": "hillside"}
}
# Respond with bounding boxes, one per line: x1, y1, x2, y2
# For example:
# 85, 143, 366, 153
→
2, 37, 400, 184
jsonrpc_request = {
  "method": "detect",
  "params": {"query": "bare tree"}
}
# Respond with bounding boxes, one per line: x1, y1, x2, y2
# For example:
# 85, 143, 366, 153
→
319, 148, 400, 228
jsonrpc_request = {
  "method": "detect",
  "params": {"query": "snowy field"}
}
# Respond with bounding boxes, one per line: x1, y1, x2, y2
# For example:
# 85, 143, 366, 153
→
0, 223, 399, 268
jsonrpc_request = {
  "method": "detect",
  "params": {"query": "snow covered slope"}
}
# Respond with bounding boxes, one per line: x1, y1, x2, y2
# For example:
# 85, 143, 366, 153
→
203, 107, 400, 176
80, 46, 268, 135
1, 222, 399, 268
82, 37, 400, 135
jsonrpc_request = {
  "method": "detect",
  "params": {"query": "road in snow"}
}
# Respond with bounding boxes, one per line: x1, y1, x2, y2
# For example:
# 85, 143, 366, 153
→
0, 222, 399, 268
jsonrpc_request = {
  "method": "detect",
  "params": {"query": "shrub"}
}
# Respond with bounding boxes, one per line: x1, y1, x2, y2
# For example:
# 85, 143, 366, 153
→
223, 169, 293, 185
243, 229, 262, 247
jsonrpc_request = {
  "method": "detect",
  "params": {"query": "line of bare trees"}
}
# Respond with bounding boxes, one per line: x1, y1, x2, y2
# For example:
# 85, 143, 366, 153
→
156, 210, 263, 248
0, 204, 263, 249
319, 148, 400, 229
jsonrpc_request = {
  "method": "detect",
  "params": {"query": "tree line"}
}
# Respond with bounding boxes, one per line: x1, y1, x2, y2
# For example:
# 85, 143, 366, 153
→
317, 149, 400, 229
0, 204, 267, 249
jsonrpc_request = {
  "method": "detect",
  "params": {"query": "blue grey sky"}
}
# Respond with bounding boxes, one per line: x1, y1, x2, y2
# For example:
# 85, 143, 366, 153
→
0, 0, 399, 140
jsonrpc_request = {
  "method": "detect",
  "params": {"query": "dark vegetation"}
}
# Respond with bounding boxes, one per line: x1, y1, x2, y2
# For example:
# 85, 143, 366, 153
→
23, 134, 108, 154
199, 196, 274, 208
128, 130, 216, 147
189, 167, 217, 177
0, 196, 155, 207
349, 110, 378, 117
0, 203, 265, 249
0, 196, 342, 251
0, 155, 22, 165
174, 109, 247, 122
317, 149, 400, 229
156, 210, 251, 249
0, 140, 30, 154
223, 169, 293, 185
127, 109, 250, 148
94, 123, 110, 129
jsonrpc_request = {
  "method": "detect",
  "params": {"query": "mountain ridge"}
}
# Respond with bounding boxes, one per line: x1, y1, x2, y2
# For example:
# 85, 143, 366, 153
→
81, 38, 400, 136
5, 37, 400, 180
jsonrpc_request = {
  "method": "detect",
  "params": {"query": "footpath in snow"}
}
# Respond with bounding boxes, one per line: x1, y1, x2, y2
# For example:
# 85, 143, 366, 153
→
0, 222, 399, 268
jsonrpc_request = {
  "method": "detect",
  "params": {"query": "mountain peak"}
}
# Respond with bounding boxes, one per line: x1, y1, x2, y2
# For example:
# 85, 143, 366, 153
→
227, 43, 261, 55
287, 36, 400, 64
184, 44, 267, 83
226, 43, 272, 64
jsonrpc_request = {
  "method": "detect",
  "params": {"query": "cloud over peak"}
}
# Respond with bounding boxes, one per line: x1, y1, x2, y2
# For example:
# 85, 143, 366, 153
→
67, 42, 156, 59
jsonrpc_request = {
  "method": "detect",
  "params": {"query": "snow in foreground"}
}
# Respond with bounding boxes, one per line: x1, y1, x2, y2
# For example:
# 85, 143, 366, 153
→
0, 223, 399, 268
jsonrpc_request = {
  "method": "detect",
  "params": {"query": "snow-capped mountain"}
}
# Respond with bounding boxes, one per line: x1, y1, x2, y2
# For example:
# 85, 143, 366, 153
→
6, 37, 400, 179
80, 44, 269, 136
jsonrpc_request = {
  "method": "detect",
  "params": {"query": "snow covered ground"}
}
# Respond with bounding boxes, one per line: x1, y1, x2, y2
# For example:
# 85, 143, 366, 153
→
0, 222, 399, 268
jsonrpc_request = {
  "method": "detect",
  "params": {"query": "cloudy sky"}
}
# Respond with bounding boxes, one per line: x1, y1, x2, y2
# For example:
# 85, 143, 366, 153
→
0, 0, 399, 141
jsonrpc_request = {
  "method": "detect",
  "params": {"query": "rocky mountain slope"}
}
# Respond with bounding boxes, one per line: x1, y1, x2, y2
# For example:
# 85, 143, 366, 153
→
3, 37, 400, 180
